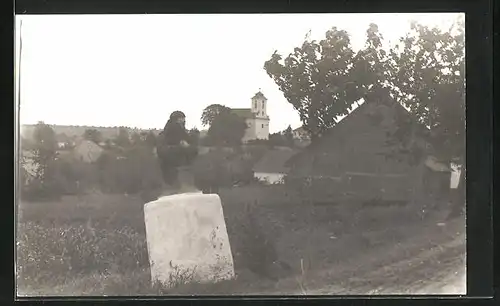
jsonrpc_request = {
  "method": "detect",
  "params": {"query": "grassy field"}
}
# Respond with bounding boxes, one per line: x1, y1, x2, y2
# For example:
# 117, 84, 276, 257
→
16, 186, 455, 296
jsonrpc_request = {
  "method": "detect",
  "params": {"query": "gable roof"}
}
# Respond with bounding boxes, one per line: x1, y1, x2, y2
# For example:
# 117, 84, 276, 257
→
293, 126, 306, 133
231, 108, 255, 119
252, 91, 267, 100
284, 99, 432, 167
74, 139, 103, 151
253, 147, 299, 173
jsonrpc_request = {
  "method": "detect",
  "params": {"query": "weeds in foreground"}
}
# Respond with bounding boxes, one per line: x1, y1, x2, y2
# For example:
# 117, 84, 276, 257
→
16, 221, 149, 288
295, 258, 309, 295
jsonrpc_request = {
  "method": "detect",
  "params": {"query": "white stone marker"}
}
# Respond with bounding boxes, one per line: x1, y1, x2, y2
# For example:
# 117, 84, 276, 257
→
144, 192, 235, 287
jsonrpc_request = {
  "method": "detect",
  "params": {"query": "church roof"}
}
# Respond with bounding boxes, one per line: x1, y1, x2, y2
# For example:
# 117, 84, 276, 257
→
252, 91, 267, 100
231, 108, 255, 119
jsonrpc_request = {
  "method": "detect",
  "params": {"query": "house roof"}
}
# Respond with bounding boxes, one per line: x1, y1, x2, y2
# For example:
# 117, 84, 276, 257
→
253, 147, 299, 173
74, 139, 104, 151
231, 108, 255, 119
284, 99, 432, 168
293, 126, 307, 132
252, 91, 267, 100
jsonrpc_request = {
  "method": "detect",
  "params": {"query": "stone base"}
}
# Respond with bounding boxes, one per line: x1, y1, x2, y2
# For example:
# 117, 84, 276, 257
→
144, 193, 235, 288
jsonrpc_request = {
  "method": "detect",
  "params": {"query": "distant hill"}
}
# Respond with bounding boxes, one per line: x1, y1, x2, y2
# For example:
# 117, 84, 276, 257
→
20, 124, 162, 141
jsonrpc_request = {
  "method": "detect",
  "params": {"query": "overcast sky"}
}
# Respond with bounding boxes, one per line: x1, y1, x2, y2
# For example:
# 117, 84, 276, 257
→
15, 13, 463, 133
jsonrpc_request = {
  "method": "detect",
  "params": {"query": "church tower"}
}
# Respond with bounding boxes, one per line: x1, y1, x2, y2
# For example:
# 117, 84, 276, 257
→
248, 89, 270, 140
251, 89, 268, 119
232, 89, 270, 142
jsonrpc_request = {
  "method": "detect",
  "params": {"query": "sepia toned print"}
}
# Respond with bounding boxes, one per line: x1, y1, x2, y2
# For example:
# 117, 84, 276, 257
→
15, 13, 465, 296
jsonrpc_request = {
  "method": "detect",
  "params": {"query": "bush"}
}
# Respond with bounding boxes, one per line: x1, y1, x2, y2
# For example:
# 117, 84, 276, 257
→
20, 163, 65, 202
16, 221, 149, 286
192, 148, 255, 193
97, 146, 163, 195
20, 145, 165, 199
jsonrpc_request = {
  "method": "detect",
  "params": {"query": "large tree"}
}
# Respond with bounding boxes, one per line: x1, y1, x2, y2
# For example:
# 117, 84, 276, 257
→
188, 128, 201, 146
139, 131, 157, 148
31, 122, 58, 180
206, 111, 247, 147
201, 104, 247, 146
23, 122, 60, 199
264, 27, 359, 142
387, 19, 465, 215
83, 129, 103, 144
201, 104, 232, 127
114, 127, 130, 148
388, 19, 465, 165
351, 23, 394, 105
283, 125, 295, 147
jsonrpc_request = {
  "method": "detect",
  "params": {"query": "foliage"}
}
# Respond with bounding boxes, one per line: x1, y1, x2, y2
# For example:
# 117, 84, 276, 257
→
20, 136, 35, 150
96, 146, 163, 195
17, 221, 149, 286
83, 129, 103, 144
267, 126, 294, 148
268, 132, 286, 147
21, 135, 163, 199
351, 23, 393, 104
264, 28, 359, 142
16, 181, 453, 295
206, 111, 247, 147
246, 138, 272, 146
387, 19, 465, 166
130, 132, 142, 146
188, 128, 201, 146
201, 104, 231, 127
21, 122, 61, 200
283, 125, 295, 146
201, 104, 248, 146
192, 148, 255, 193
114, 127, 131, 148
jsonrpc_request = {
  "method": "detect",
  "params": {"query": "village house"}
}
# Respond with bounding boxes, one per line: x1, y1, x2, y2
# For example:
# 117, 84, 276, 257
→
73, 139, 104, 163
285, 99, 453, 204
231, 90, 270, 142
291, 126, 312, 148
252, 146, 299, 184
292, 126, 310, 141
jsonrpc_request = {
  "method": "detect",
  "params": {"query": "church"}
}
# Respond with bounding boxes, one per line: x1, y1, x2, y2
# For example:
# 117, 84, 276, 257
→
230, 90, 270, 142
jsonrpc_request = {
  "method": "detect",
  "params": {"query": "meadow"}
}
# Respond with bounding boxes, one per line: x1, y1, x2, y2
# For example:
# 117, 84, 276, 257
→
16, 184, 457, 296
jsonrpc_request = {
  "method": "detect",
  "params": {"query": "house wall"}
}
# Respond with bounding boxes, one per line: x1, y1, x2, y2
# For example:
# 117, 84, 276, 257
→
254, 118, 270, 140
255, 172, 285, 184
244, 118, 270, 142
293, 129, 310, 141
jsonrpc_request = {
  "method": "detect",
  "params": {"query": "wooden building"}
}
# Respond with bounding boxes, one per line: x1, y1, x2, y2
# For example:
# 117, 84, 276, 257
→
284, 99, 451, 205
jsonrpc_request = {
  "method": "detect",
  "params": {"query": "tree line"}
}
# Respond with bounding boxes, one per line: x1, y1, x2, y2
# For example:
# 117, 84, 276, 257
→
19, 121, 270, 202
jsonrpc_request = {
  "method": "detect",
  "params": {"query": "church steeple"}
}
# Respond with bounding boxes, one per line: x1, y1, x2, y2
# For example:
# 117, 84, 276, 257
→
251, 89, 267, 118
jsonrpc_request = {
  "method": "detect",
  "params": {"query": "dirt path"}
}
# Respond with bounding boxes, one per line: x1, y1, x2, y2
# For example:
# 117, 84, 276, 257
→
248, 217, 466, 296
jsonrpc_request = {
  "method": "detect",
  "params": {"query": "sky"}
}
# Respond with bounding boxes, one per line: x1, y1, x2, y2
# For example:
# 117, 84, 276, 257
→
15, 13, 463, 133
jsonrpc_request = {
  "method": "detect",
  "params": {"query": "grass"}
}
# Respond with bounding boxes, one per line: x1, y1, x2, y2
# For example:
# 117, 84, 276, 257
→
16, 186, 456, 296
